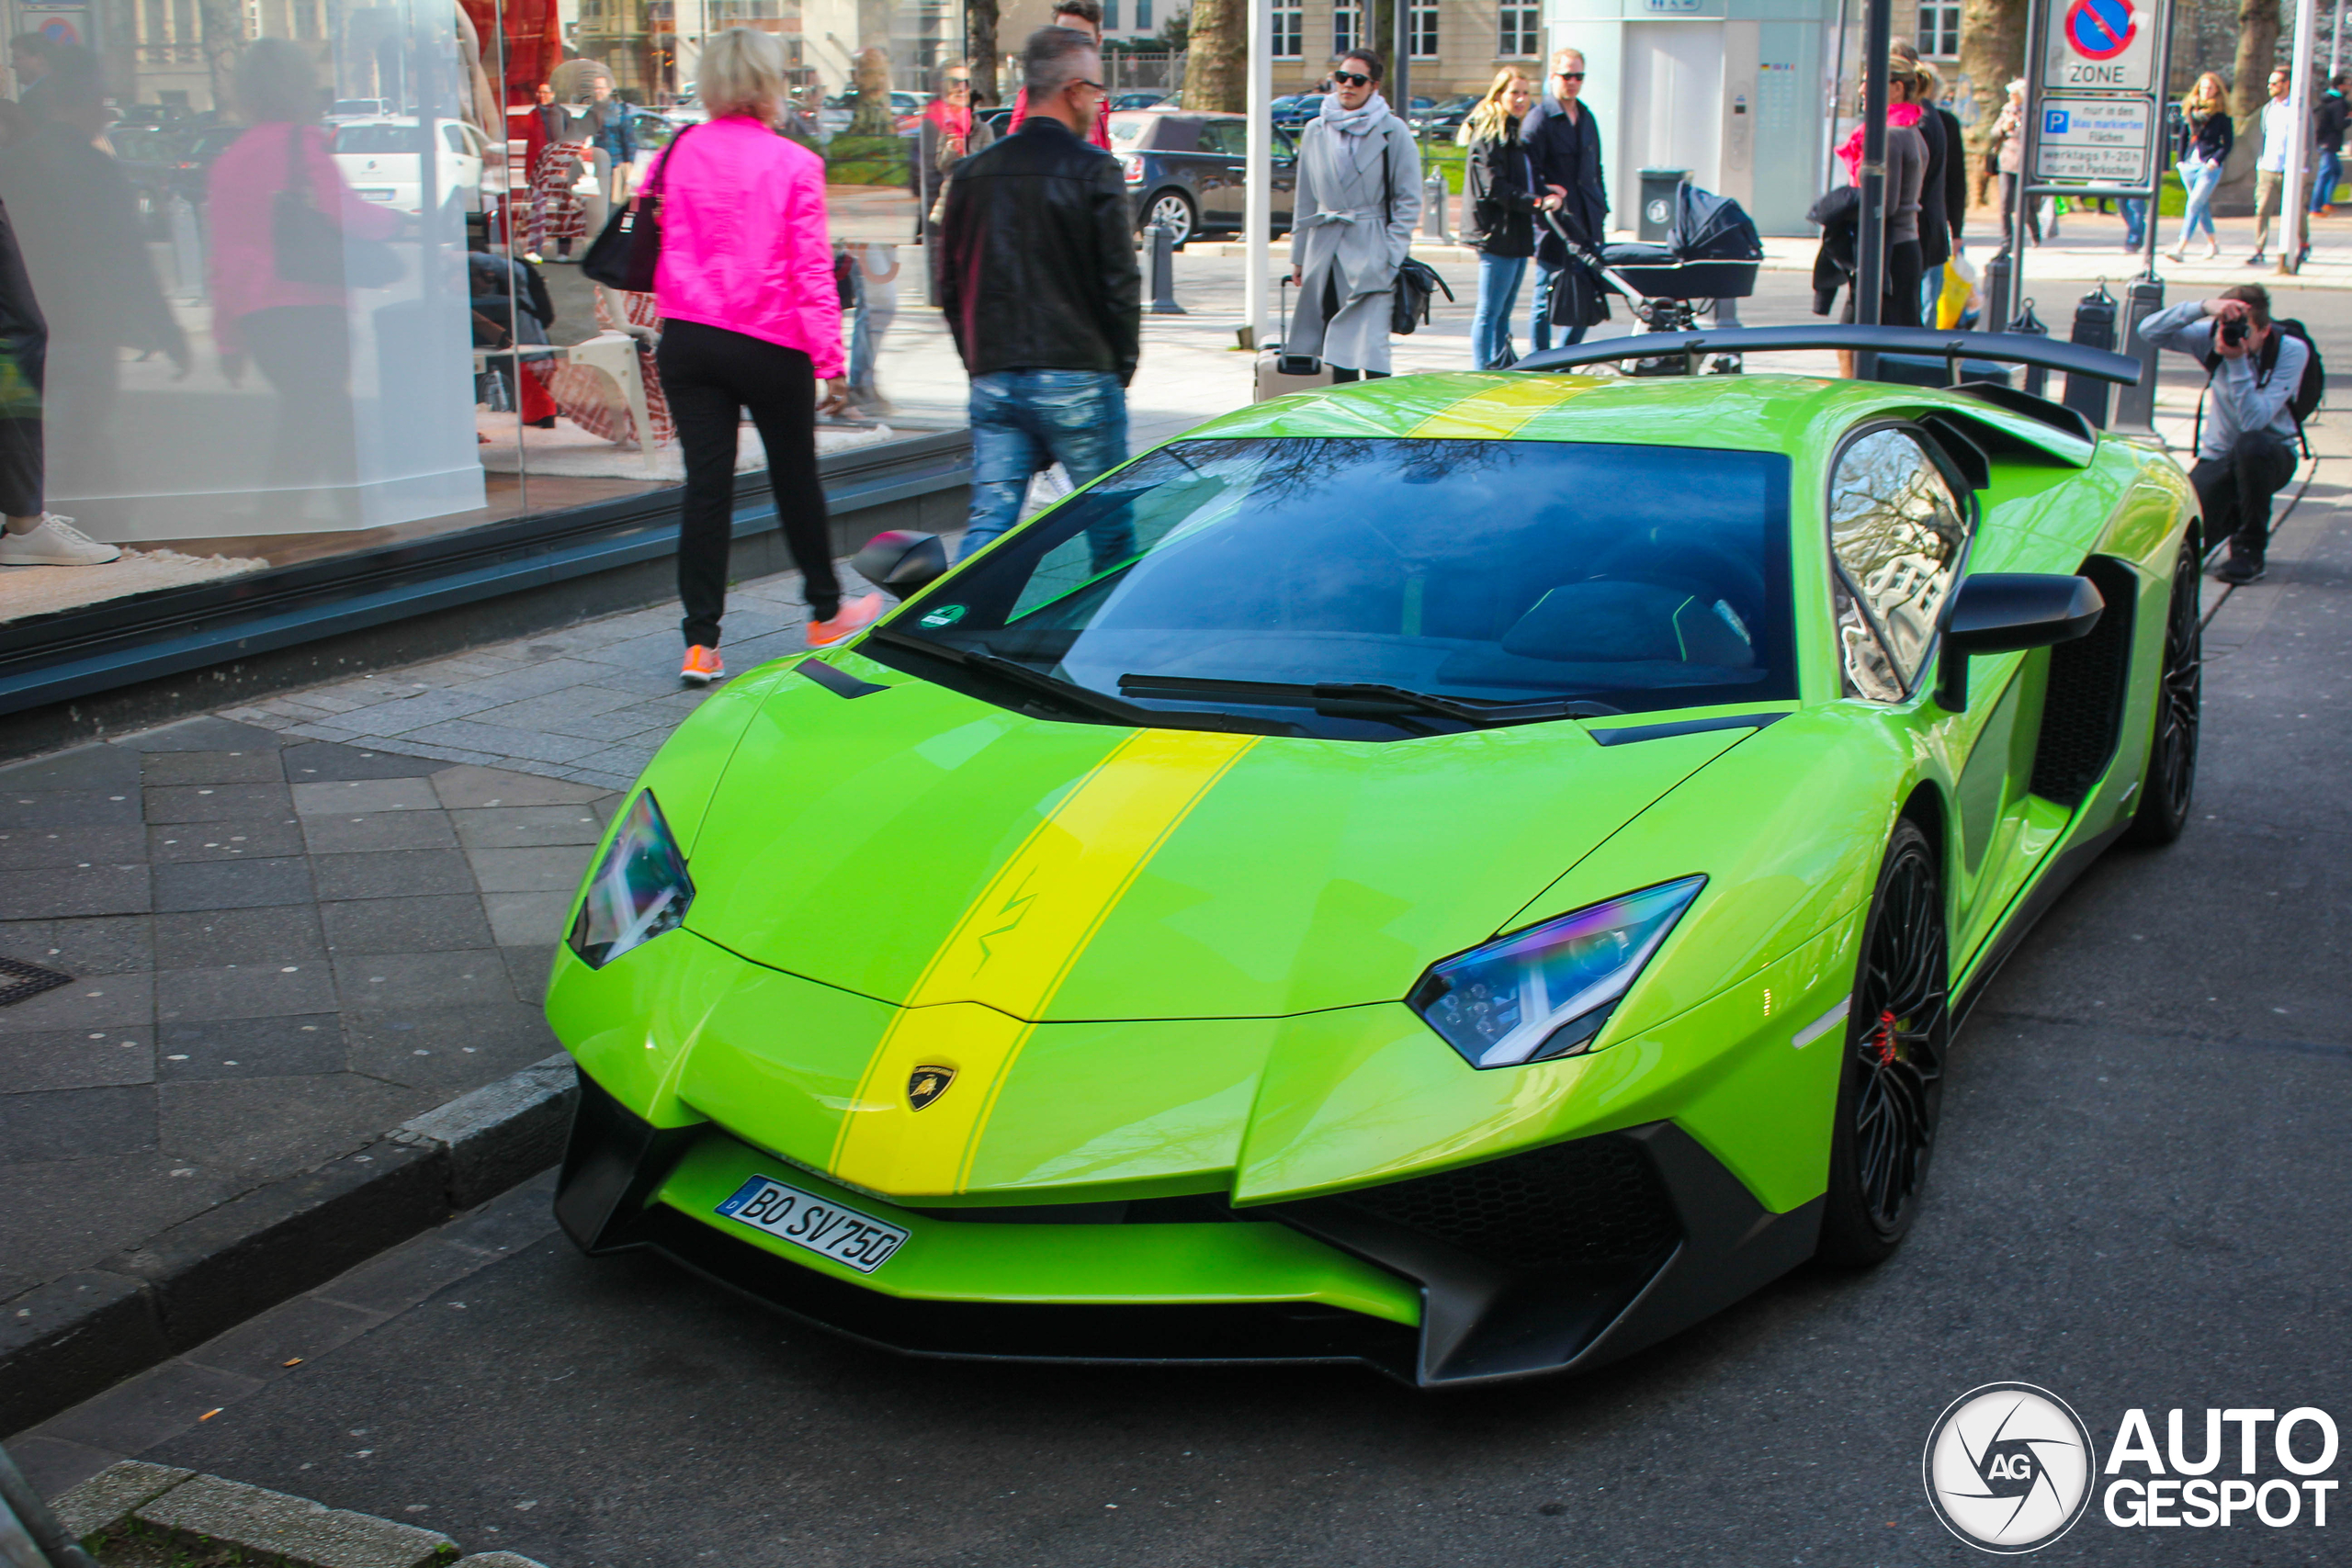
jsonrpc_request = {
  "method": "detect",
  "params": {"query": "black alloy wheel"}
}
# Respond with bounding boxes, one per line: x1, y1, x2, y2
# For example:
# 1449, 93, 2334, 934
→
2122, 535, 2202, 846
1816, 818, 1950, 1267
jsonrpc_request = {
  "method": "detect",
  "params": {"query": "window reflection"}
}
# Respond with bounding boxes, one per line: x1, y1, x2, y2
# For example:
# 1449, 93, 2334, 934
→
1826, 427, 1969, 700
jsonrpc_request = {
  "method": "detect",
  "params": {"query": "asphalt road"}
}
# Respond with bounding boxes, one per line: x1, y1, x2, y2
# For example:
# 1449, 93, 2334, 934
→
76, 291, 2352, 1566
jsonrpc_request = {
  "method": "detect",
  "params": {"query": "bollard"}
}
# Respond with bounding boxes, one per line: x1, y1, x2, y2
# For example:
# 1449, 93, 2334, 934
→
1423, 171, 1451, 242
2061, 282, 2119, 429
2007, 299, 2050, 399
1978, 247, 2012, 335
1147, 221, 1186, 315
2111, 276, 2165, 434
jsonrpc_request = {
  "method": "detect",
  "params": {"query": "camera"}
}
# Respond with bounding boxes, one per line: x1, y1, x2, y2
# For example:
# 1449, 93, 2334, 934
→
2220, 314, 2250, 347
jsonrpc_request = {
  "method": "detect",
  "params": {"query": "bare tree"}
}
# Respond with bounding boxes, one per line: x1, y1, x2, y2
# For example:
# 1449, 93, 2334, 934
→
2233, 0, 2282, 116
968, 0, 1001, 105
1957, 0, 2028, 208
1185, 0, 1244, 110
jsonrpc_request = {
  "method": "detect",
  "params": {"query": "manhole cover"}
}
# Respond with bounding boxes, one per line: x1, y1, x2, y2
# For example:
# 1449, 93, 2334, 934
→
0, 955, 75, 1008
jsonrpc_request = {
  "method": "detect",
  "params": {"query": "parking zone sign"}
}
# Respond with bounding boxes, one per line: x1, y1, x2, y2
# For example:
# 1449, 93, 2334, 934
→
2043, 0, 2159, 94
2034, 96, 2156, 183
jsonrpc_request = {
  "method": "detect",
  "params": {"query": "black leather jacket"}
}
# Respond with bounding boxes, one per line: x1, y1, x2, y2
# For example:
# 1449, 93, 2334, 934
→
937, 118, 1140, 385
1463, 122, 1538, 259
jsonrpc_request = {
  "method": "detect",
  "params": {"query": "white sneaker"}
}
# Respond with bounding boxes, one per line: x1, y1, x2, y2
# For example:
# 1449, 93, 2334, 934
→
0, 514, 119, 567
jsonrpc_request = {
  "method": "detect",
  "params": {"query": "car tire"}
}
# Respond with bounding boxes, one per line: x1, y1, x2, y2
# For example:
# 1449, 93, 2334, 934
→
1815, 817, 1950, 1269
2120, 534, 2202, 848
1142, 189, 1197, 247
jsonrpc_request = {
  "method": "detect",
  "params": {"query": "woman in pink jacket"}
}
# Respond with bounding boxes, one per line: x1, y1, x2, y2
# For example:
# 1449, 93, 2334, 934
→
650, 28, 874, 684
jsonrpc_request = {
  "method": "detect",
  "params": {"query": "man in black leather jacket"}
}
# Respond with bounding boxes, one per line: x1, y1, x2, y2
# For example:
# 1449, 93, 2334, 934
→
938, 25, 1140, 564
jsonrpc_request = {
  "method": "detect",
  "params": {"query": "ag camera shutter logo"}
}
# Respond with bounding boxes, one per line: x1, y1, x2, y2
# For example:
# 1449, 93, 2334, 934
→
1923, 1383, 2098, 1553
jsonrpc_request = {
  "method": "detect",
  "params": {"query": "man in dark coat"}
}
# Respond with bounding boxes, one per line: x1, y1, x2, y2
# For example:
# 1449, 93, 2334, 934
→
1521, 46, 1607, 352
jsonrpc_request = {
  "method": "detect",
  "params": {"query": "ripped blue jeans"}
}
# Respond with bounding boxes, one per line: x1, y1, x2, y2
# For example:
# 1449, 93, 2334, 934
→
960, 369, 1132, 562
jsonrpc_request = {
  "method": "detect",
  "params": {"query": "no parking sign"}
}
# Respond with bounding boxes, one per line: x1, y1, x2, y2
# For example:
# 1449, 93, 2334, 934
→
2043, 0, 2159, 93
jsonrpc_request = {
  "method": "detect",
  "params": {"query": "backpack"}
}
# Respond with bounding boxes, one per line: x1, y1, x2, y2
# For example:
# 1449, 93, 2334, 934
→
2200, 318, 2325, 455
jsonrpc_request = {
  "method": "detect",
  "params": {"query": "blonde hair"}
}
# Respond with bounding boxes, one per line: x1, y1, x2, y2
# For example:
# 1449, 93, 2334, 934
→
2185, 71, 2227, 115
1460, 67, 1532, 146
1913, 57, 1941, 101
698, 27, 788, 121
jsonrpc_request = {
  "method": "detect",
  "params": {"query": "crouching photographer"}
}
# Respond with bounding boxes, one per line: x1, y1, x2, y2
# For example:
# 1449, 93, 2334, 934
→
2137, 284, 2312, 584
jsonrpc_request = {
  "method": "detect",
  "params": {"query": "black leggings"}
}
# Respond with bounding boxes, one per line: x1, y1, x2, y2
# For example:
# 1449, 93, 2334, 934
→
0, 200, 45, 518
655, 320, 840, 648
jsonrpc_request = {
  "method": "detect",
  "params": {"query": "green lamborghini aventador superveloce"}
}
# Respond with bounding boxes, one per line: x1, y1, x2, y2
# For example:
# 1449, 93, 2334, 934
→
546, 359, 2201, 1387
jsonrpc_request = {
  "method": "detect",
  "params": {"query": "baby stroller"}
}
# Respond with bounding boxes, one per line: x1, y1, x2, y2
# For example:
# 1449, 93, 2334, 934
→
1545, 183, 1764, 374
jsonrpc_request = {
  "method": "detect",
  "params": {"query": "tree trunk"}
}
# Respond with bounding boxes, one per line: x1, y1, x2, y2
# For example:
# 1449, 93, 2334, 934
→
2233, 0, 2281, 116
199, 0, 245, 117
968, 0, 1001, 105
1957, 0, 2028, 208
1185, 0, 1243, 111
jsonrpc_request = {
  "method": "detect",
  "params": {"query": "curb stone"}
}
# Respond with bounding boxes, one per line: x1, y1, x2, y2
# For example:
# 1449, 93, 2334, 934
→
51, 1462, 552, 1568
2, 1056, 579, 1438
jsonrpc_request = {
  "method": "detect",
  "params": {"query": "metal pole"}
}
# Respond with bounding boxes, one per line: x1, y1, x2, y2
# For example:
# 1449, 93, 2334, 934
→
1244, 0, 1272, 347
1393, 0, 1410, 119
1853, 0, 1890, 378
1825, 0, 1851, 197
2283, 0, 2320, 272
2333, 0, 2346, 78
2009, 0, 2048, 330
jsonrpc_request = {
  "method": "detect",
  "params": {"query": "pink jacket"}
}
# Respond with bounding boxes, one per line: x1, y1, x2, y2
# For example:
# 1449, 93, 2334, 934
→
648, 117, 842, 379
205, 121, 402, 354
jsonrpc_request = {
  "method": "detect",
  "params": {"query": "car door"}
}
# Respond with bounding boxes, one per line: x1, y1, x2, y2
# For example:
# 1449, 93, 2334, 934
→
1193, 118, 1244, 227
1825, 424, 2045, 956
1272, 127, 1298, 231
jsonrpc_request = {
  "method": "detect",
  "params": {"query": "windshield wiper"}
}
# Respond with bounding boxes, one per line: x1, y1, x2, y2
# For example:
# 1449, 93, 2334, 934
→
1118, 674, 1620, 725
869, 627, 1287, 733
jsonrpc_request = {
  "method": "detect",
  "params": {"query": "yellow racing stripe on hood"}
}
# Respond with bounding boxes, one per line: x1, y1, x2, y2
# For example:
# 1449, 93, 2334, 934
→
1407, 377, 1589, 439
829, 728, 1259, 1195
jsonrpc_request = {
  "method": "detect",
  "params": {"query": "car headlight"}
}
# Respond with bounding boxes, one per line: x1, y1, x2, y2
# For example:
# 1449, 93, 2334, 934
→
1408, 876, 1705, 1068
566, 791, 695, 970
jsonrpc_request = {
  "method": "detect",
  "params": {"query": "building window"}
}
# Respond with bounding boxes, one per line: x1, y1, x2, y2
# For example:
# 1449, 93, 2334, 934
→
1273, 0, 1302, 57
1498, 1, 1538, 57
1103, 0, 1118, 27
1137, 0, 1151, 29
1333, 0, 1361, 55
1408, 0, 1437, 58
1917, 2, 1961, 58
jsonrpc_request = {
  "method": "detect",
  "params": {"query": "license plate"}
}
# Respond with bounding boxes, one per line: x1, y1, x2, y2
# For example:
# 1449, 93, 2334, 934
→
356, 188, 397, 201
714, 1174, 908, 1274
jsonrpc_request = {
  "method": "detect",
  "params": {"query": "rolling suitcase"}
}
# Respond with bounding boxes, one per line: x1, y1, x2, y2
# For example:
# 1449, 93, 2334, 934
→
1253, 277, 1337, 401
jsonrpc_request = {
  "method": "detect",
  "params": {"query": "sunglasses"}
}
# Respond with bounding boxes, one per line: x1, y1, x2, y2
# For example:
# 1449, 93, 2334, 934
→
1557, 71, 1586, 80
1332, 70, 1374, 86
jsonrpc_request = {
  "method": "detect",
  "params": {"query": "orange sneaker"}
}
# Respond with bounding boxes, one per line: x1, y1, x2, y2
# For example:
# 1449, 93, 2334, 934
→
806, 592, 883, 648
680, 644, 726, 684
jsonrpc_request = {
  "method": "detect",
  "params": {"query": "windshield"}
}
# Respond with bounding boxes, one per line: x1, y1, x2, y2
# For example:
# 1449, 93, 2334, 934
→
334, 123, 428, 153
875, 438, 1793, 739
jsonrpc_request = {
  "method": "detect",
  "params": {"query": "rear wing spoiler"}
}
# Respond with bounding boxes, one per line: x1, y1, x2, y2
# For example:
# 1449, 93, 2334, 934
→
1515, 326, 2145, 387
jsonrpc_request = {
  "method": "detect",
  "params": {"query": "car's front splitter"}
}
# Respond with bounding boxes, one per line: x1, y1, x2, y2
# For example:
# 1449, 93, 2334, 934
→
555, 1068, 1821, 1388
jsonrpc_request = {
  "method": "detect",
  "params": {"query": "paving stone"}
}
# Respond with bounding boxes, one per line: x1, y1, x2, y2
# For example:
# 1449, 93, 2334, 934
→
462, 685, 645, 731
0, 1085, 154, 1161
178, 1293, 387, 1384
481, 891, 572, 948
463, 844, 595, 895
501, 944, 558, 1005
111, 717, 285, 753
396, 719, 604, 766
324, 686, 512, 737
320, 895, 495, 954
449, 804, 606, 851
333, 951, 517, 1013
309, 849, 476, 902
147, 817, 309, 863
345, 999, 559, 1089
1, 788, 142, 828
154, 964, 338, 1024
291, 778, 441, 817
0, 823, 149, 870
442, 656, 622, 703
560, 769, 640, 793
313, 1233, 509, 1315
279, 740, 460, 783
151, 856, 313, 913
153, 906, 326, 971
530, 705, 680, 744
133, 1473, 461, 1568
29, 1358, 260, 1461
158, 1014, 343, 1081
452, 1554, 554, 1567
139, 750, 288, 786
0, 972, 153, 1036
428, 765, 605, 810
47, 1459, 196, 1540
143, 783, 294, 825
0, 914, 155, 975
0, 743, 144, 791
0, 1025, 153, 1093
153, 1074, 433, 1179
568, 742, 659, 780
300, 809, 460, 855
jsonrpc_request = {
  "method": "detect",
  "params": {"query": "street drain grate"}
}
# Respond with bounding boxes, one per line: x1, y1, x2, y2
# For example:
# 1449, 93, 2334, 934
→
0, 955, 74, 1008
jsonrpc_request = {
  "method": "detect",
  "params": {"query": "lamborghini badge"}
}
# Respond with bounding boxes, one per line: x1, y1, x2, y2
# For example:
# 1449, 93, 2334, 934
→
907, 1066, 956, 1111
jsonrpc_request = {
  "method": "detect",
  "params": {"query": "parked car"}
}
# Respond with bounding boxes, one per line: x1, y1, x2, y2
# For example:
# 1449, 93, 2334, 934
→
1112, 109, 1294, 244
1270, 93, 1324, 130
1109, 89, 1171, 110
330, 97, 391, 118
1409, 94, 1477, 141
330, 117, 490, 219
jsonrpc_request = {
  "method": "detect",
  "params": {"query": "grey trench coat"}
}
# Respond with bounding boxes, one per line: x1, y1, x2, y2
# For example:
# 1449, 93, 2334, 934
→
1287, 110, 1420, 373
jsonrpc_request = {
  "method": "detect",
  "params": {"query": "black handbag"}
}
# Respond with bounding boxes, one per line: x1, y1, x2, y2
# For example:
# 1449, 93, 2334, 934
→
274, 123, 402, 290
582, 123, 692, 292
1380, 142, 1453, 335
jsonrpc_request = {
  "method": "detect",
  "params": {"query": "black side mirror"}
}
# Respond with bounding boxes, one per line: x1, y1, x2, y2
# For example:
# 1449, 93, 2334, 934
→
1934, 572, 2104, 711
852, 530, 948, 598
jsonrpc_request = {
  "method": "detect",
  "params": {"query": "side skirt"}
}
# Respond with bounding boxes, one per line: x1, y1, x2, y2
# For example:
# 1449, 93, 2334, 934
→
1952, 817, 2131, 1028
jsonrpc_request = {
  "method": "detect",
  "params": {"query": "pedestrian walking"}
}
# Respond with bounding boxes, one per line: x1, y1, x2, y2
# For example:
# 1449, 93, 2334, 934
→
845, 240, 899, 412
2311, 73, 2346, 217
1833, 62, 1927, 328
918, 60, 994, 229
2249, 66, 2295, 265
525, 113, 589, 263
1458, 68, 1554, 370
647, 28, 867, 684
1990, 79, 2040, 246
937, 25, 1138, 565
2137, 285, 2308, 584
581, 73, 636, 207
1008, 0, 1112, 150
1288, 48, 1420, 382
1893, 47, 1953, 315
0, 174, 114, 568
1523, 47, 1606, 353
2170, 73, 2232, 260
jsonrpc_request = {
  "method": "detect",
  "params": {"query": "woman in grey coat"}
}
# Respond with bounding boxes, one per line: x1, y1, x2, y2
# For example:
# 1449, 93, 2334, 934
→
1287, 49, 1420, 379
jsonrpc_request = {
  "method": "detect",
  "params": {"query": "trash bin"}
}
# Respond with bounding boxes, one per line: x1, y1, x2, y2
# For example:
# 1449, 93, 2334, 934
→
1637, 168, 1690, 243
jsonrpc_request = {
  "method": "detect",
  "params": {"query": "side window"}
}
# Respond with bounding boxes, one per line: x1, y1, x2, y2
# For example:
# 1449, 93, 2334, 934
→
1200, 120, 1247, 157
1826, 428, 1970, 701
